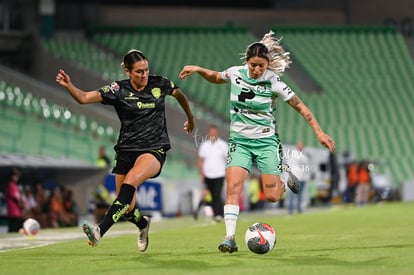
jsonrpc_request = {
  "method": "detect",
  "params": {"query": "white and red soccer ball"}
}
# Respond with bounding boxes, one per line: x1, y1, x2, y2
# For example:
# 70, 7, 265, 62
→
245, 222, 276, 254
21, 218, 40, 236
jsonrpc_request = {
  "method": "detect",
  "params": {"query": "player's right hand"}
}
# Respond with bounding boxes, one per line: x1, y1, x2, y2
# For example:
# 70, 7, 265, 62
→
178, 65, 199, 80
55, 69, 71, 88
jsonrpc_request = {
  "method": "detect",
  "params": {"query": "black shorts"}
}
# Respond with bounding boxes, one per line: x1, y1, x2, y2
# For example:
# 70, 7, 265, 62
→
112, 148, 167, 178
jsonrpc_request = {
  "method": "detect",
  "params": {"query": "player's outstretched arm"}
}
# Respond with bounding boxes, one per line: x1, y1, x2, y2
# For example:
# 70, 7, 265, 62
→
178, 65, 226, 84
287, 95, 336, 152
55, 69, 102, 104
171, 88, 195, 134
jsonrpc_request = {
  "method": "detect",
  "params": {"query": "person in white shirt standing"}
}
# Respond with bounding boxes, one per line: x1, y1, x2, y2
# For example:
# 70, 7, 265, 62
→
198, 125, 228, 222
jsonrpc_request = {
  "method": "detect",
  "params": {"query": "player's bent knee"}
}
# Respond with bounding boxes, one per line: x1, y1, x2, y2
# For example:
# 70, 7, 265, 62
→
265, 192, 283, 202
263, 181, 285, 202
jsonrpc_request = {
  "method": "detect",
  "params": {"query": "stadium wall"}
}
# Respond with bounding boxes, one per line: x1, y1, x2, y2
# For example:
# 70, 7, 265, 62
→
94, 6, 345, 36
52, 1, 414, 36
348, 0, 414, 25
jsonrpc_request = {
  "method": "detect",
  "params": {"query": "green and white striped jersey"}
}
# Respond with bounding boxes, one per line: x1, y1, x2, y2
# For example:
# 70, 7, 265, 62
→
221, 65, 295, 139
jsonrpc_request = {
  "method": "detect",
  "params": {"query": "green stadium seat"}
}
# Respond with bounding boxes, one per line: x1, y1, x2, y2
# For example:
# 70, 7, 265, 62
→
0, 79, 115, 164
37, 26, 414, 183
274, 26, 414, 184
90, 27, 255, 112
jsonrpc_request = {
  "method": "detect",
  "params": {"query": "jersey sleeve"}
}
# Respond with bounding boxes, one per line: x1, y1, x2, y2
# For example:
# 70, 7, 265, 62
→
163, 77, 178, 96
220, 66, 236, 83
98, 81, 121, 105
270, 74, 295, 101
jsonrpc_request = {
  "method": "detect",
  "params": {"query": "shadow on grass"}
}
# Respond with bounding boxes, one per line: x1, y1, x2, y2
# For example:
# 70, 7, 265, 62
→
129, 250, 248, 271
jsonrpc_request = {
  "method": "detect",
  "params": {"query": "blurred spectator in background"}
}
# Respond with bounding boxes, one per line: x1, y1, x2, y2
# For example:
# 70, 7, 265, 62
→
96, 145, 111, 169
49, 186, 77, 227
33, 182, 49, 228
192, 188, 213, 220
21, 186, 37, 220
247, 174, 265, 211
355, 160, 372, 206
286, 141, 311, 214
308, 173, 318, 206
93, 181, 113, 223
5, 169, 24, 232
344, 160, 359, 203
63, 188, 78, 224
328, 151, 340, 202
197, 125, 228, 222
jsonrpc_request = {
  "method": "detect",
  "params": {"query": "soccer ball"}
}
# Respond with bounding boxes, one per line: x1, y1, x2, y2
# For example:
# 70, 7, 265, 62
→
244, 222, 276, 254
22, 218, 40, 236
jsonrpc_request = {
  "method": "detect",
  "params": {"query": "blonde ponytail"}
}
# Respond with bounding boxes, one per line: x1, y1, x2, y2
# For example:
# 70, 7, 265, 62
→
260, 30, 291, 74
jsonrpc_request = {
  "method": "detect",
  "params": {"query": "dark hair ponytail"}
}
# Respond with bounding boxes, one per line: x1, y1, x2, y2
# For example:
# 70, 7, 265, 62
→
245, 42, 270, 62
121, 49, 147, 70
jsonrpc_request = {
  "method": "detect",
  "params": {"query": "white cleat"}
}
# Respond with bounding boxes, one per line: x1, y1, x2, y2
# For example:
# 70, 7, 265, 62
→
82, 222, 101, 247
137, 216, 151, 252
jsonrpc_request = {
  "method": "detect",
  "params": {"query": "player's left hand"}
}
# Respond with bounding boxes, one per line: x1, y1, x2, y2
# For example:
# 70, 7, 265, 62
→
184, 118, 195, 134
318, 133, 336, 152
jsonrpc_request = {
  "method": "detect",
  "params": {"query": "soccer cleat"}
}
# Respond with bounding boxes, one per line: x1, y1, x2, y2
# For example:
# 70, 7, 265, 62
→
82, 222, 101, 247
282, 165, 300, 194
137, 216, 150, 252
214, 215, 224, 222
218, 236, 238, 253
286, 170, 300, 194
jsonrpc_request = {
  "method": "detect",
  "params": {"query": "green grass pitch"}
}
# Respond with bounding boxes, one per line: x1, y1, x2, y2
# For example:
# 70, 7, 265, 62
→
1, 202, 413, 275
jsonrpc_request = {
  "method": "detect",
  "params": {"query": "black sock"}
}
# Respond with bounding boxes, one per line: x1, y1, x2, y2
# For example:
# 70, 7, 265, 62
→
124, 208, 140, 224
197, 200, 205, 211
99, 184, 136, 236
124, 208, 148, 229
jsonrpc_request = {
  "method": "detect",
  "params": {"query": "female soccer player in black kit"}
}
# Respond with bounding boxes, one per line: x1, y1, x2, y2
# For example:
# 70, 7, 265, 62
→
56, 49, 195, 252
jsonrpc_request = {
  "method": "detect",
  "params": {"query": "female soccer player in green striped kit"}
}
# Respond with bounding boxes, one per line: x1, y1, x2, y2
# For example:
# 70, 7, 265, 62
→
179, 31, 336, 253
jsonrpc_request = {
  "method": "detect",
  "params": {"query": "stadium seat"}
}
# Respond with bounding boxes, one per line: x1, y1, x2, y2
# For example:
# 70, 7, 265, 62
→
0, 79, 116, 164
90, 26, 255, 120
274, 26, 414, 184
39, 26, 414, 183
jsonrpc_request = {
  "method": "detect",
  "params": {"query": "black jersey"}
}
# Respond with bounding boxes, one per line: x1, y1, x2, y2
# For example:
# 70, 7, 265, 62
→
98, 75, 176, 153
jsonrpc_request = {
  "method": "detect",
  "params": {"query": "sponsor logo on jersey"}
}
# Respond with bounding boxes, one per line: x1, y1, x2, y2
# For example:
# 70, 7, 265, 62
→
137, 101, 155, 109
125, 92, 140, 100
234, 107, 258, 115
262, 127, 270, 133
